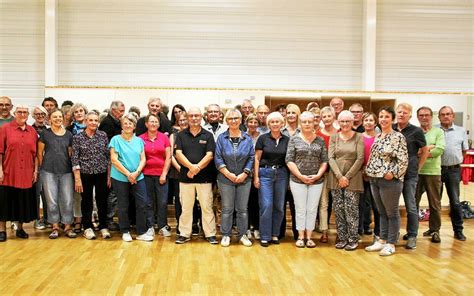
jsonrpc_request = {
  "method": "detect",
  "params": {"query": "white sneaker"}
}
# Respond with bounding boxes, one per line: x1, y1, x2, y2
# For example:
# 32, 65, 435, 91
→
100, 228, 111, 239
146, 227, 155, 237
365, 241, 385, 252
254, 230, 260, 240
240, 235, 253, 247
379, 245, 396, 256
221, 236, 231, 247
246, 229, 253, 240
136, 233, 154, 242
122, 232, 133, 242
159, 226, 171, 237
83, 228, 96, 240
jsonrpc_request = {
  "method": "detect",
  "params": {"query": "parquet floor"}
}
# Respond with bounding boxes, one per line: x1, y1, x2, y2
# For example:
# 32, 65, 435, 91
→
0, 184, 473, 295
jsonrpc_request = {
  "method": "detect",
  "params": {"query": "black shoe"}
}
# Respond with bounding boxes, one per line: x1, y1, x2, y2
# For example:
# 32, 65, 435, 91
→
402, 233, 409, 240
454, 232, 467, 241
431, 232, 441, 243
206, 236, 218, 244
260, 240, 270, 247
364, 229, 373, 235
423, 229, 434, 237
16, 229, 29, 239
175, 235, 190, 244
271, 239, 280, 245
0, 231, 6, 242
192, 224, 200, 236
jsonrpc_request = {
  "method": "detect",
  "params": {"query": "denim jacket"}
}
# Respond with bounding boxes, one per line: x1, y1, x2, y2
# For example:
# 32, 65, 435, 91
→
214, 130, 255, 185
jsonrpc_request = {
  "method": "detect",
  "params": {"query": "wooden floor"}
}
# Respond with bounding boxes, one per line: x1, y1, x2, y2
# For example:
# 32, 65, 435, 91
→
1, 184, 474, 295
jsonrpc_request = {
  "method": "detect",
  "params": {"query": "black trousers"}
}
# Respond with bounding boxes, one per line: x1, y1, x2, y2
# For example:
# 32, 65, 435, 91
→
81, 172, 108, 230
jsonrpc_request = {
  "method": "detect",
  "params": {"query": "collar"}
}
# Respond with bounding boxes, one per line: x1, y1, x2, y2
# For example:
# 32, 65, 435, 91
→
11, 120, 30, 132
184, 127, 203, 137
223, 130, 249, 140
393, 122, 412, 132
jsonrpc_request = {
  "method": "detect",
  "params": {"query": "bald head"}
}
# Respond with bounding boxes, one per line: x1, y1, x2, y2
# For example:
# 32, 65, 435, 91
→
0, 96, 13, 119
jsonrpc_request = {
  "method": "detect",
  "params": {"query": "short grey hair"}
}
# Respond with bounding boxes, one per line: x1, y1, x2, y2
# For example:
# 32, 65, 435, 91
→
14, 104, 30, 112
85, 111, 100, 120
70, 103, 89, 118
224, 108, 242, 121
148, 97, 162, 106
338, 110, 354, 121
266, 111, 285, 125
110, 100, 124, 111
320, 106, 335, 117
299, 111, 315, 122
120, 113, 137, 126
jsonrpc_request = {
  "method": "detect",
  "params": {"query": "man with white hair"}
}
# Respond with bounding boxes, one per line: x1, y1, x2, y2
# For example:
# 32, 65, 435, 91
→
256, 105, 270, 134
0, 96, 14, 127
99, 100, 125, 141
135, 97, 172, 136
202, 104, 228, 141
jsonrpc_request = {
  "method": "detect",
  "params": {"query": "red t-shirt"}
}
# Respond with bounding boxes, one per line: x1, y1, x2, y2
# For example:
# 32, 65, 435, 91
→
316, 130, 331, 149
139, 132, 171, 176
0, 121, 38, 188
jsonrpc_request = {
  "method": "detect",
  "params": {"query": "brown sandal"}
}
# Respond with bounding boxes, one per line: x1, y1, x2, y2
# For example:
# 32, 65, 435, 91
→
320, 233, 328, 243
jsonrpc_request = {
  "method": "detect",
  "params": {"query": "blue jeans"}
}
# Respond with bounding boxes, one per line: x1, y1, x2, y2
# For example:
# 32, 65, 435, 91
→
144, 175, 169, 229
218, 181, 251, 239
258, 167, 289, 241
112, 178, 150, 235
402, 176, 419, 238
41, 171, 74, 225
441, 166, 464, 233
370, 178, 403, 244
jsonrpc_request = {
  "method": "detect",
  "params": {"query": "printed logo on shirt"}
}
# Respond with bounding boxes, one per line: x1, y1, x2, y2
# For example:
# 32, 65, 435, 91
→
199, 140, 207, 144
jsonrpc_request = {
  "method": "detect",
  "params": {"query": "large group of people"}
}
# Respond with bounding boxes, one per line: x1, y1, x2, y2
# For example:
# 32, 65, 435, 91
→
0, 95, 468, 256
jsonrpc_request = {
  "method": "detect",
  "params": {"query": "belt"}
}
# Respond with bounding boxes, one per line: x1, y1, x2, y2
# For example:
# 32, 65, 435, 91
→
260, 165, 284, 169
441, 164, 460, 169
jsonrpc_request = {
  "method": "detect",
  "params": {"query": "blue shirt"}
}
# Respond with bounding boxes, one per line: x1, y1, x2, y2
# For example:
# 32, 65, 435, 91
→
214, 131, 255, 185
109, 135, 144, 182
436, 124, 468, 166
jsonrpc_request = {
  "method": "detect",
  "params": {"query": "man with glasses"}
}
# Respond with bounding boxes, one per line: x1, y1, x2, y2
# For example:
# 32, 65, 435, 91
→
256, 105, 270, 134
239, 99, 254, 131
136, 97, 172, 136
0, 96, 14, 127
202, 104, 228, 142
436, 106, 467, 241
349, 103, 365, 133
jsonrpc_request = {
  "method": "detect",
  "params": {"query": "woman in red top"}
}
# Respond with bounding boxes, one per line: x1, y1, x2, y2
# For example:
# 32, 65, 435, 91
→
0, 105, 38, 242
139, 114, 172, 237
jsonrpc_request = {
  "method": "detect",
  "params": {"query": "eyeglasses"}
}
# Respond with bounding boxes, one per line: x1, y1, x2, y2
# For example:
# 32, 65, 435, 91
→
16, 111, 29, 115
351, 111, 363, 114
0, 104, 11, 108
34, 113, 46, 117
227, 117, 240, 121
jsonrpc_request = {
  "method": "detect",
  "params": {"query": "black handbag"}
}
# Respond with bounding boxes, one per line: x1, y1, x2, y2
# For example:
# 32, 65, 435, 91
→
461, 201, 474, 219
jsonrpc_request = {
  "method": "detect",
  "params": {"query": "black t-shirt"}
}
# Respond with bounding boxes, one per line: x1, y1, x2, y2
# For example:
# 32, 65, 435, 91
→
255, 133, 289, 167
352, 124, 365, 133
39, 128, 73, 174
175, 128, 216, 183
393, 123, 426, 180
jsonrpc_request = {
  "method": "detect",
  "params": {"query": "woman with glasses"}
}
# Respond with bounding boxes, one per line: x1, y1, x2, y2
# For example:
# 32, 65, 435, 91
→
0, 106, 38, 242
215, 109, 255, 247
328, 110, 365, 251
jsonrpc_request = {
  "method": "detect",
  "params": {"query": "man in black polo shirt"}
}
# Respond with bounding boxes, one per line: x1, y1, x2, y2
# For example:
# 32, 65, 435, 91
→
393, 103, 428, 249
135, 97, 172, 136
175, 107, 218, 244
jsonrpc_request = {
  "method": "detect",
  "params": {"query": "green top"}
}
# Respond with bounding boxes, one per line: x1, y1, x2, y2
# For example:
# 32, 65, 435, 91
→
420, 127, 445, 175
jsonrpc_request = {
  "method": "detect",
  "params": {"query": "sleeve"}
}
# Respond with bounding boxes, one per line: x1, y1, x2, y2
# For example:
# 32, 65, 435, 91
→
214, 134, 225, 170
244, 141, 255, 173
135, 117, 147, 136
462, 128, 469, 151
415, 129, 427, 148
429, 129, 445, 158
206, 133, 216, 153
71, 134, 80, 169
255, 135, 264, 151
328, 134, 343, 180
285, 136, 296, 164
175, 132, 183, 151
320, 138, 329, 163
0, 125, 6, 155
98, 118, 114, 141
163, 133, 171, 148
389, 134, 408, 179
344, 134, 365, 179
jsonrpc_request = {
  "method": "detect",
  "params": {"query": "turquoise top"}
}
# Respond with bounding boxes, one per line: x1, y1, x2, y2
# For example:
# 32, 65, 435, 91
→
109, 135, 144, 182
420, 127, 445, 175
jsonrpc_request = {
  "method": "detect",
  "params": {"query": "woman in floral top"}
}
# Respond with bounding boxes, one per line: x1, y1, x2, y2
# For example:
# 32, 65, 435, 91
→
365, 106, 408, 256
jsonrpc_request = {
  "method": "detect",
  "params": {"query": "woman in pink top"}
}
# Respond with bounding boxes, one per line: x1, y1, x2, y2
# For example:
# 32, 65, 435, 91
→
361, 112, 380, 240
139, 114, 172, 237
